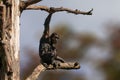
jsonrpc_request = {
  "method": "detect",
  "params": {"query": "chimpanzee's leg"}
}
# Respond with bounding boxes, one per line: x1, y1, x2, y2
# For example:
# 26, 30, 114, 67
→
51, 56, 65, 68
55, 56, 65, 63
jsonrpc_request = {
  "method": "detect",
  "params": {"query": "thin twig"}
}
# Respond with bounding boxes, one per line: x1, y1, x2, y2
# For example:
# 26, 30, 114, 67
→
26, 5, 93, 15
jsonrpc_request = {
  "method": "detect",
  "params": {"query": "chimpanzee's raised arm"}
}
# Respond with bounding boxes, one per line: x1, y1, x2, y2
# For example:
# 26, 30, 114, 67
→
39, 13, 54, 63
43, 13, 53, 38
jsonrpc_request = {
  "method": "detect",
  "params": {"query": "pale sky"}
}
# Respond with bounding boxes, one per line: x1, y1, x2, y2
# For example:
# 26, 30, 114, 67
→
21, 0, 120, 48
20, 0, 120, 80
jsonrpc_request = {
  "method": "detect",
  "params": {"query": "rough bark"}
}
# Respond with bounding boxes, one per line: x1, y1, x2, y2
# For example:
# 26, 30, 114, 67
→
0, 0, 92, 80
0, 0, 20, 80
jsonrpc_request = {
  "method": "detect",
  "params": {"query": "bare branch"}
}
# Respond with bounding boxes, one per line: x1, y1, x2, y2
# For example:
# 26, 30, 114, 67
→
26, 5, 93, 15
47, 62, 80, 70
20, 0, 42, 12
24, 0, 42, 6
25, 64, 46, 80
25, 62, 80, 80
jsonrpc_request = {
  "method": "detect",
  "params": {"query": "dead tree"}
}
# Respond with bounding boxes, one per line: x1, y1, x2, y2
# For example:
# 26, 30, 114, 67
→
0, 0, 93, 80
0, 0, 20, 80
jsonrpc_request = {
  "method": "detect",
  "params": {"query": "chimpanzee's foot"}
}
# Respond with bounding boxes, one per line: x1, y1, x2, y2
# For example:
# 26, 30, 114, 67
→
52, 62, 60, 69
52, 63, 57, 68
42, 63, 49, 68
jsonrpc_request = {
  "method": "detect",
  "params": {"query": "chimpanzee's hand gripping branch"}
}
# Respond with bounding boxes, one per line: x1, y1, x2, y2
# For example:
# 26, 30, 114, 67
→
39, 12, 80, 69
21, 0, 93, 80
26, 11, 81, 80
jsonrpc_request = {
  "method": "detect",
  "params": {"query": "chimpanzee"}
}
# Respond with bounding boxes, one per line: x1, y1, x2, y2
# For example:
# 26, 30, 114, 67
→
39, 13, 65, 68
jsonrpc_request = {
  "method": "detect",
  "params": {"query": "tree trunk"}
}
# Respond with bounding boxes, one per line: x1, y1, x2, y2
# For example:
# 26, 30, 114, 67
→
0, 0, 20, 80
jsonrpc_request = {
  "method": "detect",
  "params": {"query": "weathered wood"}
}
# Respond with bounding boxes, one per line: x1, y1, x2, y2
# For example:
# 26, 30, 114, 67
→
26, 64, 46, 80
0, 4, 6, 80
0, 0, 91, 80
47, 62, 80, 70
0, 0, 20, 80
26, 5, 93, 15
25, 62, 80, 80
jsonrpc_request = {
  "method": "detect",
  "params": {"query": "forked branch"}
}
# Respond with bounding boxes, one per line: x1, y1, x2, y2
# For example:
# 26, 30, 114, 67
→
22, 0, 42, 7
26, 0, 42, 5
26, 62, 80, 80
26, 5, 93, 15
20, 0, 42, 12
21, 1, 91, 80
20, 1, 93, 15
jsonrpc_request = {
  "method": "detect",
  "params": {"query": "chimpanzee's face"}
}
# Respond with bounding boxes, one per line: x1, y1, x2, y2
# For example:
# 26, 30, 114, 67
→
51, 34, 59, 44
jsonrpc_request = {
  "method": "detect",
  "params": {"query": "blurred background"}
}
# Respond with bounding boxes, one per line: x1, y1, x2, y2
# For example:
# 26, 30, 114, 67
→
20, 0, 120, 80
